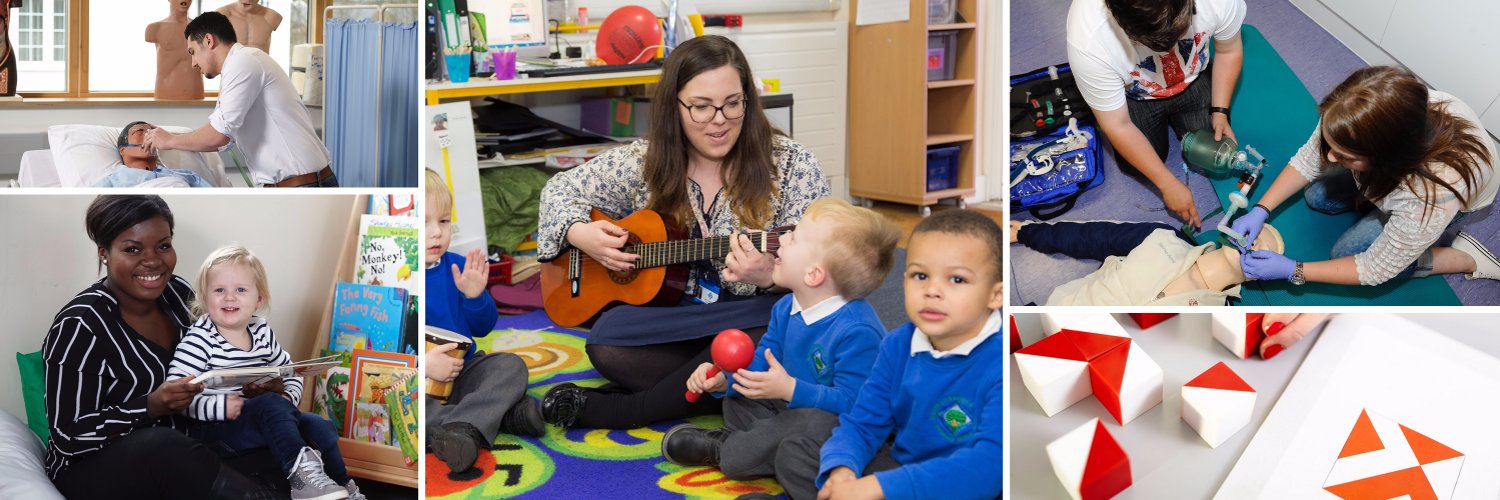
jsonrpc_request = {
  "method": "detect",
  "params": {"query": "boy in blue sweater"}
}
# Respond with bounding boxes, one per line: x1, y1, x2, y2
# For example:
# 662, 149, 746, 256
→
662, 198, 902, 487
787, 209, 1004, 500
423, 169, 544, 477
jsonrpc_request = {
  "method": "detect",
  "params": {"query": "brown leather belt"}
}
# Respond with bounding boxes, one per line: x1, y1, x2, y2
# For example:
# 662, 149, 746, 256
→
264, 166, 335, 187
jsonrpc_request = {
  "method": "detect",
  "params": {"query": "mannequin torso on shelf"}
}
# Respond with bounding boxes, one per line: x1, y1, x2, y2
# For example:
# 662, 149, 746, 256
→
217, 0, 282, 55
148, 0, 204, 100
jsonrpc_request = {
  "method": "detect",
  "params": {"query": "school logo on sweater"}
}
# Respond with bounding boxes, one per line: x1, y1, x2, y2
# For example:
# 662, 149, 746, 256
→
810, 345, 833, 384
934, 396, 977, 441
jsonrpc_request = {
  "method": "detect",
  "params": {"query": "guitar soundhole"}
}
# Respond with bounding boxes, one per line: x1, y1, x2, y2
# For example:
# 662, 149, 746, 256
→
608, 232, 645, 285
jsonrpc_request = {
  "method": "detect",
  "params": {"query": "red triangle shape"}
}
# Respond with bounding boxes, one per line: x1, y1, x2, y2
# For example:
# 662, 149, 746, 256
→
1009, 316, 1022, 354
1015, 331, 1088, 361
1184, 362, 1255, 392
1244, 313, 1267, 357
1338, 409, 1385, 459
1080, 420, 1131, 499
1324, 466, 1437, 500
1061, 329, 1130, 361
1400, 424, 1463, 465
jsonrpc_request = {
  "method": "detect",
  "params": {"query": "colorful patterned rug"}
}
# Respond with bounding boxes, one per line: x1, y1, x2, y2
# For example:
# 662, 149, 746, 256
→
425, 310, 787, 499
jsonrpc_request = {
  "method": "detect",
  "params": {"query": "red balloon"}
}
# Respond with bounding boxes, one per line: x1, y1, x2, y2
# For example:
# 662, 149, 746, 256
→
596, 5, 663, 65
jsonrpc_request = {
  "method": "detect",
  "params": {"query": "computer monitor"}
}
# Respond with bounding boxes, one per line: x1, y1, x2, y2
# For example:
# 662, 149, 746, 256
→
471, 0, 547, 49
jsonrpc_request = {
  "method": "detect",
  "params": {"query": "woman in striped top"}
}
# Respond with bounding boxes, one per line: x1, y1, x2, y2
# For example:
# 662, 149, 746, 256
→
44, 195, 280, 499
168, 244, 360, 500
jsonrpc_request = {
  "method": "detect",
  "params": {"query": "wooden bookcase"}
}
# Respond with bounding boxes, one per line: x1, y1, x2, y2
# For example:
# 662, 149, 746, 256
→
848, 0, 985, 215
306, 196, 419, 488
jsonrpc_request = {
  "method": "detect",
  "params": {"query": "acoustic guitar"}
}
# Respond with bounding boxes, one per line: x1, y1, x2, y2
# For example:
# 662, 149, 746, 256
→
540, 208, 792, 327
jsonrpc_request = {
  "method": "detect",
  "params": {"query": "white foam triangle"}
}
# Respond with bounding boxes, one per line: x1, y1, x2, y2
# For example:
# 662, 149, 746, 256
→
1016, 353, 1092, 416
1041, 313, 1129, 338
1182, 386, 1256, 448
1046, 418, 1099, 500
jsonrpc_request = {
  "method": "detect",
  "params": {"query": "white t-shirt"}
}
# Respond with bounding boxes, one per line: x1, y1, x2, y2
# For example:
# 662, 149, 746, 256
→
1288, 90, 1499, 285
210, 44, 330, 184
1067, 0, 1246, 111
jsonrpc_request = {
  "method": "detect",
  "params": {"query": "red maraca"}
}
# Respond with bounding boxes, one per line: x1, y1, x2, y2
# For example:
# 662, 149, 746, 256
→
685, 329, 756, 402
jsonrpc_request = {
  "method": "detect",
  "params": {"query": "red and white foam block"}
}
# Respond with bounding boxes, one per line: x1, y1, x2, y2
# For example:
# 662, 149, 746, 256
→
1181, 362, 1256, 448
1015, 318, 1163, 425
1046, 418, 1132, 500
1125, 313, 1177, 330
1209, 312, 1266, 359
1009, 315, 1022, 353
1039, 312, 1130, 338
1014, 333, 1092, 416
1077, 332, 1163, 426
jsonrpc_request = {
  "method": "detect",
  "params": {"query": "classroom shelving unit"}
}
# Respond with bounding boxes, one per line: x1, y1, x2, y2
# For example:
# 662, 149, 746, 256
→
847, 0, 984, 215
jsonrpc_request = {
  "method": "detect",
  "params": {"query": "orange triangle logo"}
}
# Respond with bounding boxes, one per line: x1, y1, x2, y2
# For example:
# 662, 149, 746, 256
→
1400, 425, 1463, 465
1338, 409, 1385, 458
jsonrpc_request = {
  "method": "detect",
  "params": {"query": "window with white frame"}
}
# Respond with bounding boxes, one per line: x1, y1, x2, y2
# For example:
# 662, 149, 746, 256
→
11, 0, 67, 92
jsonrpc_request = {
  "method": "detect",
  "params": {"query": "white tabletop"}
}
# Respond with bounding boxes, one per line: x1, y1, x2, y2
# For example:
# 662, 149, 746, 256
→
1008, 313, 1500, 499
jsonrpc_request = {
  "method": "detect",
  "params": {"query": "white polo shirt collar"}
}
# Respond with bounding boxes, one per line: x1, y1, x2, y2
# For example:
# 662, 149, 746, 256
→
911, 310, 1002, 358
791, 294, 848, 325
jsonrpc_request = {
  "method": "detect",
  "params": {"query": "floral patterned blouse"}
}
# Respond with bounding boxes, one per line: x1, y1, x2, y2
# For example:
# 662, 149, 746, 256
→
538, 135, 831, 297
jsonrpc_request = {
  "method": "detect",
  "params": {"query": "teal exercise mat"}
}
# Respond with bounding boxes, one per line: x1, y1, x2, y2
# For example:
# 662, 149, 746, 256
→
1201, 25, 1460, 305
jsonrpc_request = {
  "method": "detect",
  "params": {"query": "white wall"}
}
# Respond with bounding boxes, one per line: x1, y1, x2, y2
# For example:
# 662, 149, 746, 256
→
1289, 0, 1500, 143
981, 0, 1004, 202
0, 194, 358, 423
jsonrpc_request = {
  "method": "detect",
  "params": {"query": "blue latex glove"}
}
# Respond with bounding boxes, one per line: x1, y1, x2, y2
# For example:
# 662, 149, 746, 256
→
1230, 205, 1270, 250
1241, 250, 1297, 281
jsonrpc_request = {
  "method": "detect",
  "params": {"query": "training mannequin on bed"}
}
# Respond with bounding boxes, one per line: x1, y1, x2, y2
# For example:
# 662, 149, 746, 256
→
96, 121, 214, 188
1011, 219, 1284, 306
148, 0, 204, 100
216, 0, 281, 54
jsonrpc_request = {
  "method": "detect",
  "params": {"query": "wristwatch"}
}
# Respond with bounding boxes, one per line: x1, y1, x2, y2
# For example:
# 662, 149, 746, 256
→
1289, 262, 1306, 285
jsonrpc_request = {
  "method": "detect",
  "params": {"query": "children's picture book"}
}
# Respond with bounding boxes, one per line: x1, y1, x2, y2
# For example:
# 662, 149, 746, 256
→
346, 350, 417, 444
189, 355, 342, 389
329, 283, 409, 353
355, 214, 421, 294
400, 294, 420, 356
425, 326, 473, 402
369, 194, 417, 217
311, 366, 352, 438
350, 402, 392, 445
385, 368, 420, 463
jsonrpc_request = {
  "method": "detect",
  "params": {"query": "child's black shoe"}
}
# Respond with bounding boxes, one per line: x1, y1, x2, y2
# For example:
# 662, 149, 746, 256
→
541, 383, 587, 428
428, 422, 486, 474
661, 424, 729, 467
500, 396, 546, 437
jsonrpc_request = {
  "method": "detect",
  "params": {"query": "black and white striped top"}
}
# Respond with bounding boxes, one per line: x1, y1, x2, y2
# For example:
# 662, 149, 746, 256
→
168, 315, 304, 421
42, 276, 197, 480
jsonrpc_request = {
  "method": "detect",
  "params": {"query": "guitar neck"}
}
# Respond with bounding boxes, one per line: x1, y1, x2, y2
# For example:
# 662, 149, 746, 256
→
629, 230, 783, 269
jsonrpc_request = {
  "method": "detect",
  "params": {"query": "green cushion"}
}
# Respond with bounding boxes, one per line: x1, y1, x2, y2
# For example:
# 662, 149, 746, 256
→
15, 350, 49, 446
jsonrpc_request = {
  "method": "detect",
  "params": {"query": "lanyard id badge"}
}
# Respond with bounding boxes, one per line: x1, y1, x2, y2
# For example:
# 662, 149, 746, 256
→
689, 187, 724, 304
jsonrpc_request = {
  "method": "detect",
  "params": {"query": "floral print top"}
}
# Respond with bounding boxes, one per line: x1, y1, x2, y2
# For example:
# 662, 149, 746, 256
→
538, 135, 831, 297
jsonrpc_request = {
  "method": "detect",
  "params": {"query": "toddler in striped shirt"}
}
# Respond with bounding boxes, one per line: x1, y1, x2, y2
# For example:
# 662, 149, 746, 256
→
168, 244, 360, 500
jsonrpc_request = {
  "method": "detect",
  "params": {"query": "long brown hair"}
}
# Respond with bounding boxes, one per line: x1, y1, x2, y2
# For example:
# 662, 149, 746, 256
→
645, 35, 780, 230
1320, 66, 1492, 217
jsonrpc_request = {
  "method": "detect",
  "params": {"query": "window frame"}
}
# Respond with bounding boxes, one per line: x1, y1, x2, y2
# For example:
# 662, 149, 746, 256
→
17, 0, 329, 99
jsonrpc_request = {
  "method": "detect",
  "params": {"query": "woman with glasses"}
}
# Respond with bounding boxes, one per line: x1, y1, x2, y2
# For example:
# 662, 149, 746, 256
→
534, 35, 830, 430
1231, 66, 1499, 287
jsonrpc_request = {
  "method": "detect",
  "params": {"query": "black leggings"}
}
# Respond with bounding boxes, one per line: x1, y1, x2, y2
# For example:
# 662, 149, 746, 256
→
577, 327, 767, 429
52, 427, 283, 499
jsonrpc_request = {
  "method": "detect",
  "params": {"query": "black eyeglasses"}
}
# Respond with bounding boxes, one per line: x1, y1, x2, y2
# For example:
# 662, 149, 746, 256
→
678, 97, 746, 123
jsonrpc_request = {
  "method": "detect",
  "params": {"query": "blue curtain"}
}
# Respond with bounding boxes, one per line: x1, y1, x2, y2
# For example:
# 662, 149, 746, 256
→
380, 21, 418, 188
326, 18, 417, 187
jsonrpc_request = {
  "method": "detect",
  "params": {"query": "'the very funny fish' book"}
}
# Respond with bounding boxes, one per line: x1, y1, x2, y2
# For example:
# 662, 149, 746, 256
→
329, 282, 408, 353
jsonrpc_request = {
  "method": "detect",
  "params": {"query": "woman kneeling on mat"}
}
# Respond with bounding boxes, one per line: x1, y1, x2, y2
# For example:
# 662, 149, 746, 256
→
534, 35, 829, 429
1233, 66, 1500, 286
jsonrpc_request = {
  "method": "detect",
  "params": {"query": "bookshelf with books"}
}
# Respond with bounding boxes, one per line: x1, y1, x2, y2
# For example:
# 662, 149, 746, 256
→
308, 196, 420, 488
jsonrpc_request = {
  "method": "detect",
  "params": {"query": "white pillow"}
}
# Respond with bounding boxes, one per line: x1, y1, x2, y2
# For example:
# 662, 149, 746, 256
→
46, 124, 229, 187
0, 410, 63, 499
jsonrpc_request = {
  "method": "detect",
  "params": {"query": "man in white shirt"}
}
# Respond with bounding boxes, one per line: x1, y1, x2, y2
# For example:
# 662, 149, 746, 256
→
1067, 0, 1246, 227
143, 11, 336, 187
